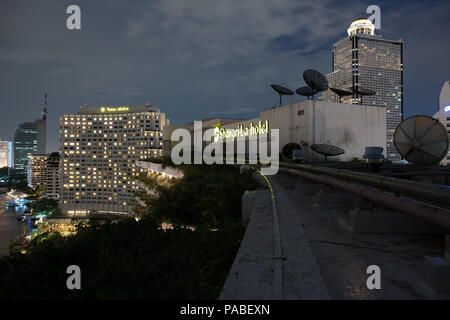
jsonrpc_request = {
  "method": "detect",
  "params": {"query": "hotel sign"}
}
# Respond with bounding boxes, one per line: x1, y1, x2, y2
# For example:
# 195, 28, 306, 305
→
213, 120, 269, 142
100, 106, 130, 112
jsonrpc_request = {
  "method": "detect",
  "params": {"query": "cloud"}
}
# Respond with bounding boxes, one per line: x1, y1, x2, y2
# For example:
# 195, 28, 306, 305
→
0, 0, 449, 152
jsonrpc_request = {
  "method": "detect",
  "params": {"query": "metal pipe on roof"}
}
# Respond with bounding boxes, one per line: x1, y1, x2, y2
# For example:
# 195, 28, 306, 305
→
280, 167, 450, 230
280, 162, 450, 206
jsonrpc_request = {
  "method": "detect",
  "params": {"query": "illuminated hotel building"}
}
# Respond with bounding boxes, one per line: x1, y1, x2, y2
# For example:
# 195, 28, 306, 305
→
60, 105, 169, 216
321, 18, 403, 163
27, 154, 48, 188
433, 81, 450, 166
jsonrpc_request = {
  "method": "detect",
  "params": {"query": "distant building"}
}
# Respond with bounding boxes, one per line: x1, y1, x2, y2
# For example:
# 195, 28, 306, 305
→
0, 140, 13, 168
45, 152, 60, 200
321, 18, 403, 163
433, 81, 450, 166
60, 104, 169, 216
13, 104, 47, 174
27, 154, 47, 189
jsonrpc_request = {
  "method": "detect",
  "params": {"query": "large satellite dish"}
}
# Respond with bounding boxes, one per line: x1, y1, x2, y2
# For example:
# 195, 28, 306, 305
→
329, 87, 353, 103
310, 144, 345, 161
394, 115, 449, 166
303, 69, 329, 92
271, 84, 294, 107
348, 86, 376, 104
296, 86, 319, 100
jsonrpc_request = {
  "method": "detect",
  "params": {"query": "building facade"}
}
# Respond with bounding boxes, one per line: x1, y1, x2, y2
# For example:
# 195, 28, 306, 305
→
433, 81, 450, 166
0, 140, 13, 168
321, 18, 403, 163
13, 117, 46, 174
45, 152, 60, 200
27, 154, 47, 188
59, 105, 169, 216
163, 100, 387, 162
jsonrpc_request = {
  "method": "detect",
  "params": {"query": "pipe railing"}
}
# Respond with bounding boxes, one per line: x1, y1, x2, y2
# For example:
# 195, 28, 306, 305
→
279, 162, 450, 207
280, 167, 450, 230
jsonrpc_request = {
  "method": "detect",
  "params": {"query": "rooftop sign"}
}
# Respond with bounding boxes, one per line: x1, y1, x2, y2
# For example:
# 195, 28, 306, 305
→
213, 120, 269, 142
100, 106, 130, 112
78, 105, 158, 114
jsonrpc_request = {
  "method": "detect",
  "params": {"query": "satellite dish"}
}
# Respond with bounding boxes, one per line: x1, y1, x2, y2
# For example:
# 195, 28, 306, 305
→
271, 84, 294, 107
350, 86, 376, 96
310, 144, 345, 161
282, 143, 301, 159
303, 69, 329, 92
394, 115, 449, 166
296, 86, 319, 100
329, 87, 353, 102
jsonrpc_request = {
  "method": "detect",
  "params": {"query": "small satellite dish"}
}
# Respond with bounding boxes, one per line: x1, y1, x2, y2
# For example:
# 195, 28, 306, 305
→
351, 86, 376, 96
394, 115, 449, 166
271, 84, 294, 95
296, 86, 319, 100
271, 84, 294, 107
330, 87, 353, 102
282, 143, 302, 159
303, 69, 329, 92
310, 144, 345, 161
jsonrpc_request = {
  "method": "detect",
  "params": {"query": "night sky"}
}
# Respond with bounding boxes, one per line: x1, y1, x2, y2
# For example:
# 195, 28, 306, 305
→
1, 0, 449, 152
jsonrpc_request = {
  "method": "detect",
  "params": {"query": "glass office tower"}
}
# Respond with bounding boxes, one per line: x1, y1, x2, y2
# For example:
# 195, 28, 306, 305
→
321, 19, 403, 162
13, 118, 46, 173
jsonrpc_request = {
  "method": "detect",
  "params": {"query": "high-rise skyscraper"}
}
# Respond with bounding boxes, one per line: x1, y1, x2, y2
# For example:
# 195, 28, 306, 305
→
13, 96, 47, 173
321, 18, 403, 162
59, 104, 169, 216
13, 119, 46, 173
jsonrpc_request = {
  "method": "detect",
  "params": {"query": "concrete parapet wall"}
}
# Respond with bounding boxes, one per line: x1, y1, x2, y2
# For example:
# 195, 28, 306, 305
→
220, 189, 275, 299
221, 175, 329, 299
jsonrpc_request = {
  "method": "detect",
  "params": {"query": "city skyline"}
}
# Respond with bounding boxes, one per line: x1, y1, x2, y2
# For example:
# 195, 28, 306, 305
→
1, 0, 449, 153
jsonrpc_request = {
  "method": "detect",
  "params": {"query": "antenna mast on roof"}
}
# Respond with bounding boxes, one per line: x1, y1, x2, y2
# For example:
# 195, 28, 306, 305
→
42, 93, 47, 120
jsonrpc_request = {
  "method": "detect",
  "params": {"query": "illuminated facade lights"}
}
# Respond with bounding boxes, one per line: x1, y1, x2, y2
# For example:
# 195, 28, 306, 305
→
27, 154, 48, 188
60, 105, 170, 216
0, 140, 13, 168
